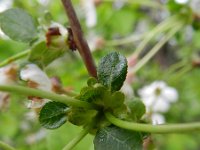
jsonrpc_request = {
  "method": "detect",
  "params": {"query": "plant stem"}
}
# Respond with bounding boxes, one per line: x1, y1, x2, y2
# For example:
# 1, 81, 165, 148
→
62, 126, 90, 150
0, 50, 30, 67
106, 33, 146, 47
61, 0, 97, 78
104, 0, 164, 9
129, 21, 184, 74
0, 141, 16, 150
105, 112, 200, 134
133, 15, 178, 57
0, 85, 99, 109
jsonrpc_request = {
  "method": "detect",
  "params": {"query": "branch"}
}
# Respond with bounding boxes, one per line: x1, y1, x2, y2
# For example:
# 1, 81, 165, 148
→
0, 141, 16, 150
105, 112, 200, 134
61, 0, 97, 78
62, 126, 90, 150
0, 85, 99, 109
0, 50, 30, 67
129, 21, 183, 74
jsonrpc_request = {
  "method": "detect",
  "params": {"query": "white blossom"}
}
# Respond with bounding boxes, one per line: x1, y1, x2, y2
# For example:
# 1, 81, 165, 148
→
81, 0, 97, 28
190, 0, 200, 16
151, 113, 165, 125
26, 129, 46, 144
120, 82, 134, 99
138, 81, 178, 124
20, 64, 52, 91
0, 0, 13, 13
0, 65, 16, 109
175, 0, 189, 4
50, 22, 68, 38
20, 64, 52, 108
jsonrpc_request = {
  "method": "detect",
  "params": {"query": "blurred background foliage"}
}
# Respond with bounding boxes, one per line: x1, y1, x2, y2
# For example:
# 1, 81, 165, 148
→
0, 0, 200, 149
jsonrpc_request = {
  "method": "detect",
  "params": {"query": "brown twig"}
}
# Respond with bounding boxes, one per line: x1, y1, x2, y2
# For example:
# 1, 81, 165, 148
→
61, 0, 97, 78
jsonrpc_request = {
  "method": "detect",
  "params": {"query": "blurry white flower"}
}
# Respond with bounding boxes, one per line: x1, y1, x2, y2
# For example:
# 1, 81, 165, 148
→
26, 98, 49, 109
175, 0, 189, 4
37, 0, 49, 6
190, 0, 200, 16
81, 0, 97, 28
151, 113, 165, 125
113, 0, 127, 9
0, 65, 17, 109
26, 129, 46, 144
138, 81, 178, 124
120, 82, 134, 99
87, 33, 104, 51
0, 0, 13, 12
20, 64, 52, 91
0, 65, 16, 85
20, 64, 52, 108
50, 22, 68, 38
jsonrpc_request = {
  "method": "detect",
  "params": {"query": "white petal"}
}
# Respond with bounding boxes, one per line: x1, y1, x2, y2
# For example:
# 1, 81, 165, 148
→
151, 113, 165, 125
26, 99, 49, 109
82, 0, 97, 28
175, 0, 189, 4
162, 87, 178, 102
141, 96, 155, 108
151, 81, 166, 90
0, 65, 15, 85
120, 82, 134, 99
152, 98, 170, 113
20, 64, 52, 91
50, 22, 68, 37
138, 85, 155, 98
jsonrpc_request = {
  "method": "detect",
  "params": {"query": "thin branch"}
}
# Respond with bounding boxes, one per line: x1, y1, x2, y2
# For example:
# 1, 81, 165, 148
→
0, 141, 17, 150
0, 85, 99, 109
105, 112, 200, 134
129, 21, 183, 74
62, 126, 90, 150
61, 0, 97, 78
0, 50, 30, 67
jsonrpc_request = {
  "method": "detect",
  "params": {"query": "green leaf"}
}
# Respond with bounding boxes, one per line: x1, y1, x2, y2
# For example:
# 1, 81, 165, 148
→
39, 102, 68, 129
87, 77, 98, 87
28, 41, 65, 68
68, 108, 97, 126
0, 8, 37, 42
97, 52, 127, 92
109, 91, 127, 118
94, 126, 143, 150
126, 98, 146, 121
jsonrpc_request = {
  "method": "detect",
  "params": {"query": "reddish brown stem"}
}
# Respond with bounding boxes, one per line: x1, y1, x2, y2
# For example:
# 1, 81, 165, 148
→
61, 0, 97, 78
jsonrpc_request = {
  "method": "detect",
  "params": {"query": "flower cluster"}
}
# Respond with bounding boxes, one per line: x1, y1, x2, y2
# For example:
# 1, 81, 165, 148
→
138, 81, 178, 124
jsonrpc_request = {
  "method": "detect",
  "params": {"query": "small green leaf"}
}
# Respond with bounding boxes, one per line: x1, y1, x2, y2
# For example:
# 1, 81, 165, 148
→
39, 102, 68, 129
28, 41, 65, 67
109, 91, 127, 118
97, 52, 127, 92
76, 84, 107, 106
94, 126, 143, 150
68, 108, 97, 126
0, 8, 37, 42
126, 98, 146, 121
87, 77, 98, 87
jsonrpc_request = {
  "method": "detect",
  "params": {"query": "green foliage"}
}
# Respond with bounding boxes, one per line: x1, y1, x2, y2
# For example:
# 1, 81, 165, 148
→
0, 8, 37, 43
28, 41, 66, 68
1, 1, 200, 150
97, 52, 127, 92
94, 126, 143, 150
39, 102, 68, 129
126, 98, 146, 121
68, 108, 97, 126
